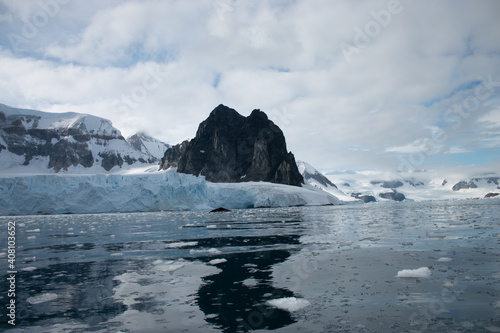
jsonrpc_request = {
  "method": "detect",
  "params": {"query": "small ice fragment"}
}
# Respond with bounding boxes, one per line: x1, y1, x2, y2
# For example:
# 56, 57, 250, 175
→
111, 252, 123, 256
27, 236, 36, 240
190, 248, 222, 255
153, 259, 163, 265
266, 297, 310, 312
443, 282, 454, 288
485, 326, 500, 333
396, 267, 432, 278
27, 293, 58, 304
490, 301, 500, 309
209, 258, 227, 265
26, 229, 40, 233
206, 225, 217, 229
243, 278, 259, 287
22, 267, 37, 272
437, 257, 453, 263
165, 241, 198, 248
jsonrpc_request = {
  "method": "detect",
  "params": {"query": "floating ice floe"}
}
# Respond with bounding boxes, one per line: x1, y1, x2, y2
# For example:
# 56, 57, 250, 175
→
27, 293, 58, 304
165, 241, 198, 248
437, 257, 454, 263
190, 248, 222, 255
396, 267, 432, 278
209, 258, 227, 265
22, 267, 37, 272
266, 297, 310, 312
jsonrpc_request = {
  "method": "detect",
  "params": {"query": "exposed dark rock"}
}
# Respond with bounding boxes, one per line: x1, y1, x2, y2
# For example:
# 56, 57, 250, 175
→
210, 207, 231, 212
99, 152, 124, 171
160, 140, 189, 169
452, 180, 477, 191
160, 105, 303, 186
473, 177, 499, 185
351, 193, 376, 203
442, 179, 448, 186
484, 192, 499, 198
371, 180, 403, 189
342, 182, 350, 187
407, 180, 425, 187
379, 190, 406, 201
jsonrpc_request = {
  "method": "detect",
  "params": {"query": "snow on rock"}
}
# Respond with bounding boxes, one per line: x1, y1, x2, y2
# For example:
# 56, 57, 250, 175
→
266, 297, 310, 312
396, 267, 432, 278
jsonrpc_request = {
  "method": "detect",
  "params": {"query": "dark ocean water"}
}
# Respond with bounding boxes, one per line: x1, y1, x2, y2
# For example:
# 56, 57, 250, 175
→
1, 199, 499, 332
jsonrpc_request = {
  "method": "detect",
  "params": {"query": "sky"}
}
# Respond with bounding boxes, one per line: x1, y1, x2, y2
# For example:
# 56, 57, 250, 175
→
0, 0, 499, 172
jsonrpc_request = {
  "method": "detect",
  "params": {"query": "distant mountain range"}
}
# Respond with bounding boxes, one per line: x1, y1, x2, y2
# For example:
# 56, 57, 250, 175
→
1, 102, 498, 203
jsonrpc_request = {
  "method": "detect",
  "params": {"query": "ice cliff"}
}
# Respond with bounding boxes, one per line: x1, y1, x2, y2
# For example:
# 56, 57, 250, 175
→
0, 171, 339, 216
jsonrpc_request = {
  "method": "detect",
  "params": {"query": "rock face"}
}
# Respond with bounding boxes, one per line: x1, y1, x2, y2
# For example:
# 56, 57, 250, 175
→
351, 193, 376, 203
159, 104, 303, 186
0, 103, 157, 172
379, 190, 406, 201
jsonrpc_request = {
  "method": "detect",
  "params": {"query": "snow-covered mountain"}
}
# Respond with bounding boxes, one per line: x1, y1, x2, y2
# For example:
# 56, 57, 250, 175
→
325, 169, 500, 202
0, 103, 165, 173
127, 132, 170, 160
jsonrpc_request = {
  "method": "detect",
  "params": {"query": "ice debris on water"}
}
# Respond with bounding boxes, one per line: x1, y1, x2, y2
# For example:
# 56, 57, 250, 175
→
437, 257, 454, 263
209, 258, 227, 265
266, 297, 310, 312
396, 267, 432, 278
27, 293, 58, 304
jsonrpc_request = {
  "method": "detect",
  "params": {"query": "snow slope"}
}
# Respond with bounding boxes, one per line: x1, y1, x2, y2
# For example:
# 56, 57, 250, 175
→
0, 171, 340, 216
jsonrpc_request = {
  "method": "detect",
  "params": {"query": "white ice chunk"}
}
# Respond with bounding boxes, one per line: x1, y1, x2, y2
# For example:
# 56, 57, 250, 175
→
437, 257, 453, 263
396, 267, 432, 278
266, 297, 310, 312
27, 293, 58, 304
209, 259, 227, 265
190, 248, 222, 255
22, 267, 37, 272
165, 241, 198, 248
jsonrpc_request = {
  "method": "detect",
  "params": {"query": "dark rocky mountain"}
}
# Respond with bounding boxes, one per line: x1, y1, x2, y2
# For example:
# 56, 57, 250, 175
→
351, 193, 376, 203
379, 190, 406, 201
452, 177, 499, 191
159, 104, 304, 186
0, 103, 158, 172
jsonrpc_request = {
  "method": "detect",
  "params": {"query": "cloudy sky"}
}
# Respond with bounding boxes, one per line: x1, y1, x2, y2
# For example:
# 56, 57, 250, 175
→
0, 0, 499, 172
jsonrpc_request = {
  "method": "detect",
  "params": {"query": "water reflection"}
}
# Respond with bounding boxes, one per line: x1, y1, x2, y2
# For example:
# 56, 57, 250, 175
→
197, 247, 299, 332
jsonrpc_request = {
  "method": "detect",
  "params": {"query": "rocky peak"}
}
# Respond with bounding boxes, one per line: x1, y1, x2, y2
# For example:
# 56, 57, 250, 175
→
160, 104, 303, 186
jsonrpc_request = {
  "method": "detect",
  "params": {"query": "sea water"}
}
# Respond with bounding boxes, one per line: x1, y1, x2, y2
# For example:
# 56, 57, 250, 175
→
0, 199, 499, 332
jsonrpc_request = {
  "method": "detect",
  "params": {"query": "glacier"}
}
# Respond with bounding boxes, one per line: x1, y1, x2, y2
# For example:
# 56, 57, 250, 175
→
0, 171, 340, 216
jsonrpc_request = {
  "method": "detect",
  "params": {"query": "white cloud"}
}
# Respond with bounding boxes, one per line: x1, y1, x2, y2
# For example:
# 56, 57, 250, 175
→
0, 0, 499, 171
